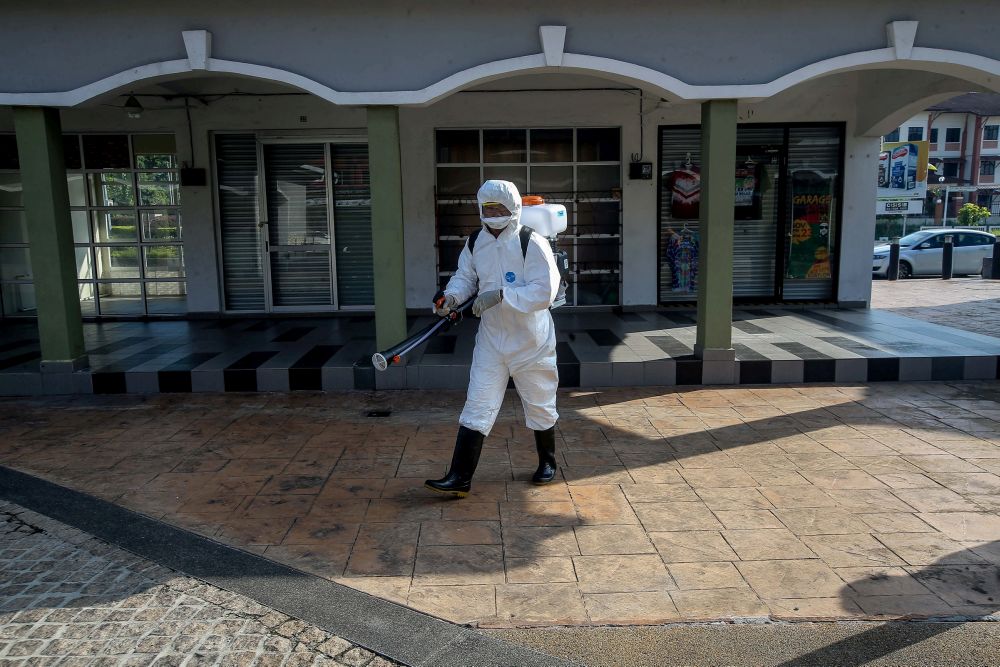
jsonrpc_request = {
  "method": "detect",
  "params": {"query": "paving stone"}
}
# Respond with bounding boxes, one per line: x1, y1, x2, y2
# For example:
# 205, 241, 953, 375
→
0, 506, 399, 666
573, 554, 675, 593
494, 583, 589, 625
736, 560, 847, 599
504, 557, 577, 584
650, 531, 739, 563
721, 528, 816, 560
873, 533, 988, 566
838, 566, 933, 597
405, 584, 498, 624
583, 591, 679, 624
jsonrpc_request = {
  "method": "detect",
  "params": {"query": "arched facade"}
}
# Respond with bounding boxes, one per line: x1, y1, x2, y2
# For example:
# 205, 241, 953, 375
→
3, 2, 1000, 386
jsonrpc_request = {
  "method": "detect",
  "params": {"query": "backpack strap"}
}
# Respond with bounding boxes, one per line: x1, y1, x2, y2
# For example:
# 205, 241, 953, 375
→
467, 227, 482, 255
468, 225, 533, 259
519, 226, 533, 259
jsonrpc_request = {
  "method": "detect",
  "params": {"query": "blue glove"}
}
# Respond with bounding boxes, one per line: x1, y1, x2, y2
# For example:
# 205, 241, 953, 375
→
472, 289, 503, 317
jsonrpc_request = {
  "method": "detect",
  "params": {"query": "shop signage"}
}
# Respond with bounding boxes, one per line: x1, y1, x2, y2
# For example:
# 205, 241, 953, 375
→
876, 140, 930, 215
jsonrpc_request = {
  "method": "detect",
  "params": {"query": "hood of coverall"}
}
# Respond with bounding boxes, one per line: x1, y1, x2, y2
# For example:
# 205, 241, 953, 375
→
477, 180, 522, 230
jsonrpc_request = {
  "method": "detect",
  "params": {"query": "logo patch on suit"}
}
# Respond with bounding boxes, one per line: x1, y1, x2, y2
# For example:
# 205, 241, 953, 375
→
505, 272, 516, 283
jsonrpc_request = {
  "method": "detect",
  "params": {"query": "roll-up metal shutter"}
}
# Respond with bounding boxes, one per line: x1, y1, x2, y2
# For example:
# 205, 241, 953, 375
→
332, 144, 374, 307
784, 127, 840, 300
658, 128, 702, 302
733, 126, 783, 299
263, 143, 333, 308
216, 134, 264, 311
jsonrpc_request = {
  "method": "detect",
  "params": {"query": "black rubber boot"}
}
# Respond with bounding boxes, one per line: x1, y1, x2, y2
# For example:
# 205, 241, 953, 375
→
532, 425, 558, 485
424, 426, 485, 498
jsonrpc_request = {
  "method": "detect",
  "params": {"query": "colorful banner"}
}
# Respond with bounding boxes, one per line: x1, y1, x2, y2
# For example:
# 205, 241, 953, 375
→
787, 170, 834, 279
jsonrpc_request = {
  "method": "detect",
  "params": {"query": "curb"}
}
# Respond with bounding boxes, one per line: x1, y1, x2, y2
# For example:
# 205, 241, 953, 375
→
0, 465, 579, 667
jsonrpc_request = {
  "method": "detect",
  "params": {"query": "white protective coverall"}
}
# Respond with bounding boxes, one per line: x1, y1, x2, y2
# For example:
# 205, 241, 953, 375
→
443, 180, 561, 437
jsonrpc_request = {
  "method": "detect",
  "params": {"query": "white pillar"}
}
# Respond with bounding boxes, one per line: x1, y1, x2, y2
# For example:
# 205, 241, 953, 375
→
838, 129, 880, 308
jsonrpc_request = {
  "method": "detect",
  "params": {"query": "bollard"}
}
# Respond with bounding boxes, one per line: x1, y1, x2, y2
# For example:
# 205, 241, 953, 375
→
992, 241, 1000, 280
942, 234, 954, 280
887, 238, 900, 281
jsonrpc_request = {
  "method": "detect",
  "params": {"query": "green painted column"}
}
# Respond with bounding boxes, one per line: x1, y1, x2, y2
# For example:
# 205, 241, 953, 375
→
13, 107, 87, 371
366, 106, 407, 351
694, 100, 737, 361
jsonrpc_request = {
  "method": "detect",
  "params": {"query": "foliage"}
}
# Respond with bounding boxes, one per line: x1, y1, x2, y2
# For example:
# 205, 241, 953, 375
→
957, 203, 991, 227
145, 246, 180, 260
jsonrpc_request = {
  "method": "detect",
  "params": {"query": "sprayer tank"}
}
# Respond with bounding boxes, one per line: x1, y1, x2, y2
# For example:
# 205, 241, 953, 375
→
520, 203, 567, 238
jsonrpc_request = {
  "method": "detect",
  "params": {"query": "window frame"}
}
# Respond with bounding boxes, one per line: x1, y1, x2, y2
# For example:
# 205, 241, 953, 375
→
0, 132, 186, 319
434, 127, 623, 307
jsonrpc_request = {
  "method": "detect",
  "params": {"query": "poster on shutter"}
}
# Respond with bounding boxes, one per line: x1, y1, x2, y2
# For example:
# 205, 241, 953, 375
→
734, 163, 764, 220
787, 169, 833, 279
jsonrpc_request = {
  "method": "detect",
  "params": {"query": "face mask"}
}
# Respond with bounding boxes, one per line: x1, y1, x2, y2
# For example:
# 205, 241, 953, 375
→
482, 214, 512, 229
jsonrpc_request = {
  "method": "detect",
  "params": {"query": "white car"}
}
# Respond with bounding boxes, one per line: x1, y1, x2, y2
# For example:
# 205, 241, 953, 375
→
873, 229, 996, 278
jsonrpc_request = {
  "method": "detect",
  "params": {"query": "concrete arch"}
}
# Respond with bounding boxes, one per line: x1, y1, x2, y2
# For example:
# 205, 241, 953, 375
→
2, 45, 1000, 108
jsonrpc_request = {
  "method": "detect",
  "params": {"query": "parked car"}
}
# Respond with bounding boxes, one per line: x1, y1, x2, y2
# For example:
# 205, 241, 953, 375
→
873, 229, 996, 278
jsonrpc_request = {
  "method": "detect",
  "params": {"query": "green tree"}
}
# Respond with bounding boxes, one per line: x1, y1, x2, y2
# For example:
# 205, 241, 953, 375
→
957, 202, 991, 227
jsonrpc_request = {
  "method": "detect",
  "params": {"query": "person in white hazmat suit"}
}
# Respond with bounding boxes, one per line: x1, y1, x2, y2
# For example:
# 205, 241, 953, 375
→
425, 180, 561, 498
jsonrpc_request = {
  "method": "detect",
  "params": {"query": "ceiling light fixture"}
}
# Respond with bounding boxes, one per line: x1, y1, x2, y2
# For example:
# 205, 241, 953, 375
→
123, 95, 144, 119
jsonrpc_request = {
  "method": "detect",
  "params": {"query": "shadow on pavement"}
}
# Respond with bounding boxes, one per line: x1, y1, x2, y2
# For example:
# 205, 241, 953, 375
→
774, 540, 1000, 667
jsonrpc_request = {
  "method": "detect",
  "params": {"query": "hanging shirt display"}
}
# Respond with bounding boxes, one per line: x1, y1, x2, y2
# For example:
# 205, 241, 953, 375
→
663, 227, 699, 293
664, 167, 701, 220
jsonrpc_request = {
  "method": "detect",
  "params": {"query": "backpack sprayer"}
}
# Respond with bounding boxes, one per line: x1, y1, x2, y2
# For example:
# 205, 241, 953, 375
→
371, 196, 569, 371
521, 195, 571, 309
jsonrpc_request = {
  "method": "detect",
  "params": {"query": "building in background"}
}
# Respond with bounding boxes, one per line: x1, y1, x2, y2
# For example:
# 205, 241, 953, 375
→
882, 92, 1000, 226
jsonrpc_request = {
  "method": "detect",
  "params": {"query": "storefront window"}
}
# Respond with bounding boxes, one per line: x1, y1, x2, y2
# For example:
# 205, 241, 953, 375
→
0, 133, 186, 318
0, 138, 32, 316
435, 127, 622, 306
658, 124, 842, 303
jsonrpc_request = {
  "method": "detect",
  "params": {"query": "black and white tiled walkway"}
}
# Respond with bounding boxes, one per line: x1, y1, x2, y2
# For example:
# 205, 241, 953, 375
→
2, 307, 1000, 395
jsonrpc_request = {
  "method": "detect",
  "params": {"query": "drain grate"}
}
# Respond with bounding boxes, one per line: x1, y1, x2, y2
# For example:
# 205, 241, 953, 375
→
366, 410, 392, 418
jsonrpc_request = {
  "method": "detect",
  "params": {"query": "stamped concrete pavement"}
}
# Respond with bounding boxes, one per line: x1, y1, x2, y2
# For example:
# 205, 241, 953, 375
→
1, 381, 998, 629
872, 276, 1000, 339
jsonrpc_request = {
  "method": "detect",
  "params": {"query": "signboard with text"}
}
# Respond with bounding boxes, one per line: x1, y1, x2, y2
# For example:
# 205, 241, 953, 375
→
876, 140, 929, 215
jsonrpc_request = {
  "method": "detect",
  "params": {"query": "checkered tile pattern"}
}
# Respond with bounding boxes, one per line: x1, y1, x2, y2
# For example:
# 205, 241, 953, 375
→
2, 308, 1000, 395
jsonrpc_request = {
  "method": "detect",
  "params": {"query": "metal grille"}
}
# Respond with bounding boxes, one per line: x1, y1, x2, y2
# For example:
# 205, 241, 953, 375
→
434, 128, 622, 307
332, 144, 374, 307
216, 134, 263, 311
659, 126, 785, 302
734, 126, 783, 299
